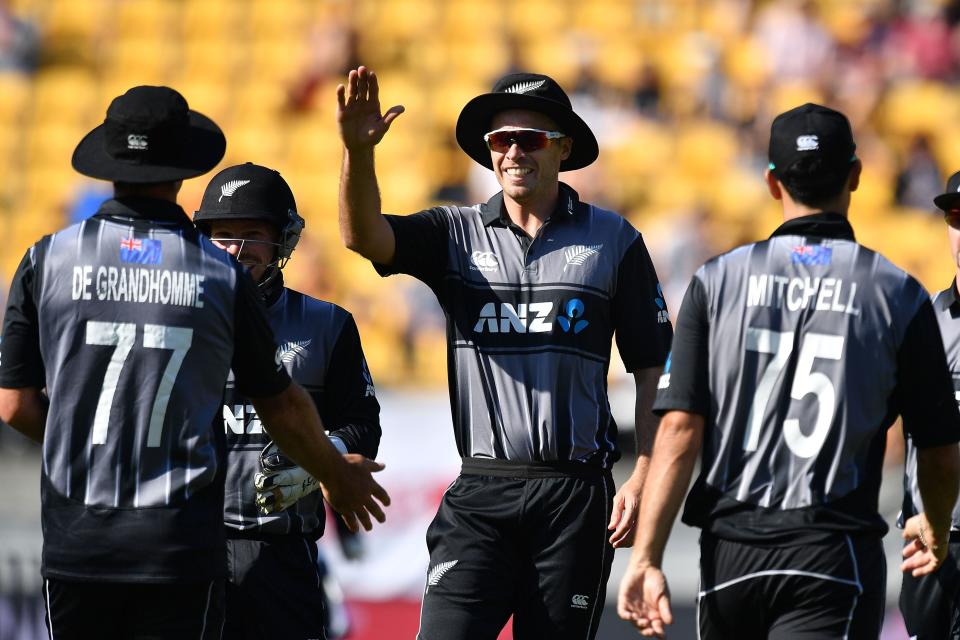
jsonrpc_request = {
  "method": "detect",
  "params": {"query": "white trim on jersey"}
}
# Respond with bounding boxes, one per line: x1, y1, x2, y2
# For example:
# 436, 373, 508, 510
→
697, 569, 860, 597
199, 580, 214, 640
585, 477, 611, 637
44, 579, 54, 640
842, 535, 865, 640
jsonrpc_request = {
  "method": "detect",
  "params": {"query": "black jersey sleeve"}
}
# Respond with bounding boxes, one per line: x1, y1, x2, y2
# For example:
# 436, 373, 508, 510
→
653, 275, 711, 416
230, 268, 291, 398
612, 235, 673, 372
321, 314, 382, 459
896, 298, 960, 448
0, 247, 44, 388
373, 208, 450, 286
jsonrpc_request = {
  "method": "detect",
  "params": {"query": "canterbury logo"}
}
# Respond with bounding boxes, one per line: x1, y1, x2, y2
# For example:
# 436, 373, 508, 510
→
504, 80, 546, 95
127, 134, 148, 150
219, 180, 250, 202
564, 244, 603, 268
796, 135, 819, 151
276, 339, 312, 365
427, 560, 458, 589
571, 594, 590, 609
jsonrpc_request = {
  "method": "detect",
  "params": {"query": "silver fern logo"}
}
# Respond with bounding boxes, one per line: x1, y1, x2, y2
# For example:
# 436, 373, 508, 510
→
276, 339, 312, 366
564, 244, 603, 269
426, 560, 458, 590
504, 79, 546, 95
219, 179, 251, 202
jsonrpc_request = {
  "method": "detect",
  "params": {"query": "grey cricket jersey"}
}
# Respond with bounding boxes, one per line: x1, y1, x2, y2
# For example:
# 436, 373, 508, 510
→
0, 197, 290, 582
655, 212, 960, 543
375, 183, 672, 469
222, 276, 380, 538
902, 282, 960, 532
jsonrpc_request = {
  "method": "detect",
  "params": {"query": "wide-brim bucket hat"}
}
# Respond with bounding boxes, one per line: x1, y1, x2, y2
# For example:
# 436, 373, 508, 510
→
72, 85, 226, 183
456, 72, 598, 172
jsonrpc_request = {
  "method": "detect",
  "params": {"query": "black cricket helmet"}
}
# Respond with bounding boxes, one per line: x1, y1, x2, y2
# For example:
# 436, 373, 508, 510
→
194, 162, 305, 269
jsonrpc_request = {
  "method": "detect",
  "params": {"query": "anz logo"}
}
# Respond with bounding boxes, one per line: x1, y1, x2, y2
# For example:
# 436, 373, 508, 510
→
473, 299, 589, 334
223, 405, 263, 435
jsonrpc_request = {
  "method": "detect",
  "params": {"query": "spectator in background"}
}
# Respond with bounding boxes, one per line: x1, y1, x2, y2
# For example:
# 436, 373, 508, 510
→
896, 135, 943, 211
0, 0, 38, 75
753, 0, 836, 87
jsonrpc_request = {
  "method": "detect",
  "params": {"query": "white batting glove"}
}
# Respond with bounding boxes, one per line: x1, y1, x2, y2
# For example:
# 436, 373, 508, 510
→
255, 442, 320, 514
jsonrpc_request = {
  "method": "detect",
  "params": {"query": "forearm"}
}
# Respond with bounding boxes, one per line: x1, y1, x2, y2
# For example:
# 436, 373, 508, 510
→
631, 366, 663, 484
917, 443, 960, 533
0, 387, 47, 443
631, 411, 703, 567
339, 147, 394, 263
253, 383, 345, 486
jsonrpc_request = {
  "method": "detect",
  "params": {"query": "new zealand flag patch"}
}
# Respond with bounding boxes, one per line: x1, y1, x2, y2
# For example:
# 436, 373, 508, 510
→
120, 237, 162, 264
791, 244, 832, 265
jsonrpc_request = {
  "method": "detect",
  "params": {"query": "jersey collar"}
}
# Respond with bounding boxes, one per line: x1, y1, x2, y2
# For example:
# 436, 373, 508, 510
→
480, 181, 582, 227
93, 196, 193, 227
260, 269, 285, 307
936, 279, 960, 313
768, 211, 856, 241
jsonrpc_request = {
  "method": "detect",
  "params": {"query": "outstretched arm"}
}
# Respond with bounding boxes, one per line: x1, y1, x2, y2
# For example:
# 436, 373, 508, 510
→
337, 66, 404, 264
252, 381, 391, 533
618, 410, 703, 638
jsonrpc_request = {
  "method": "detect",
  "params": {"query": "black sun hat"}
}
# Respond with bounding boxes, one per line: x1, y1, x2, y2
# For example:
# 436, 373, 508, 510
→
72, 85, 226, 184
934, 171, 960, 212
455, 72, 598, 172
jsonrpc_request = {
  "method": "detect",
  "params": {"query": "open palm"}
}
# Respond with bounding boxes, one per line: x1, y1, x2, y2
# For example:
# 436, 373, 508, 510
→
337, 66, 404, 150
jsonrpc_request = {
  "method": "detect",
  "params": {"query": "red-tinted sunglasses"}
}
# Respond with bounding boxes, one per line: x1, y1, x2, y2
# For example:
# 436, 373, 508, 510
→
483, 127, 566, 153
946, 209, 960, 228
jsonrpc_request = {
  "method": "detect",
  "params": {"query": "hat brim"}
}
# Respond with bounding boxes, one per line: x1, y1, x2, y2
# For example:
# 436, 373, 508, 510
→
72, 110, 226, 184
934, 192, 960, 212
455, 93, 598, 172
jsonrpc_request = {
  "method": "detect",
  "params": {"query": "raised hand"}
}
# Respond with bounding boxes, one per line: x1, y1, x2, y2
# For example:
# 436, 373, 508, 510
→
336, 66, 405, 151
320, 453, 391, 533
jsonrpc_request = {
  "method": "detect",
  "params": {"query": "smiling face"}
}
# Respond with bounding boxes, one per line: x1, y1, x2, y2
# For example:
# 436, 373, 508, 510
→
488, 109, 572, 209
207, 219, 280, 282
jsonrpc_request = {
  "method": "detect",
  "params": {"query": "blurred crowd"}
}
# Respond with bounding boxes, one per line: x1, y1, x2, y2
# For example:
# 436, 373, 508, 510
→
1, 0, 960, 387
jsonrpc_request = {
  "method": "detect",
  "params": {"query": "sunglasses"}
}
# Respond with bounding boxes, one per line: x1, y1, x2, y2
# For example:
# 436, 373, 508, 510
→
483, 127, 566, 153
946, 210, 960, 229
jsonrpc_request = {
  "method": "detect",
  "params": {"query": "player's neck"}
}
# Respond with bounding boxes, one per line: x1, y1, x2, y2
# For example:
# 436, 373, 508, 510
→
113, 181, 182, 203
781, 192, 850, 222
503, 189, 558, 237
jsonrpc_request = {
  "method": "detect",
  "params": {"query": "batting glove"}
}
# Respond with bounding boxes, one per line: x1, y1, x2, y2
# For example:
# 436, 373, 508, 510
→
255, 442, 320, 514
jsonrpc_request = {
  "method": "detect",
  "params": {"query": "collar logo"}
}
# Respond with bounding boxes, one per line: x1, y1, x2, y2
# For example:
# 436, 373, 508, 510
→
219, 179, 251, 202
796, 135, 819, 151
127, 134, 148, 150
504, 80, 546, 95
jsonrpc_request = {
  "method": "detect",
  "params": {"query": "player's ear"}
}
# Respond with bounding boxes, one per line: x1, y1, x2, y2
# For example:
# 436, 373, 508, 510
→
847, 159, 862, 193
765, 168, 783, 201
